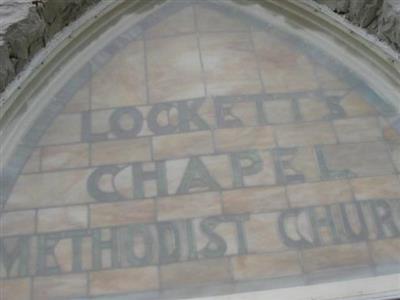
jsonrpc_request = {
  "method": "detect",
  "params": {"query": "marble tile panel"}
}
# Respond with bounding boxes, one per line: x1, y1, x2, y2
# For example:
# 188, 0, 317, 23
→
197, 97, 217, 129
306, 205, 342, 246
33, 273, 87, 300
153, 131, 214, 160
90, 199, 155, 228
41, 143, 89, 171
317, 142, 395, 178
160, 258, 230, 289
334, 117, 382, 143
231, 251, 301, 281
90, 267, 158, 296
166, 155, 232, 195
201, 154, 235, 190
350, 175, 400, 200
86, 106, 153, 141
314, 66, 350, 90
91, 40, 146, 109
273, 146, 320, 184
129, 162, 163, 199
215, 97, 259, 128
195, 4, 250, 32
39, 113, 82, 145
245, 213, 288, 253
147, 34, 204, 103
252, 32, 317, 93
145, 6, 195, 38
214, 126, 275, 152
53, 237, 92, 273
6, 170, 93, 210
165, 158, 190, 195
62, 84, 90, 113
86, 109, 112, 140
241, 150, 276, 187
370, 238, 400, 272
301, 243, 370, 273
284, 66, 319, 94
381, 117, 400, 144
337, 90, 377, 117
22, 148, 40, 173
0, 210, 35, 237
298, 96, 331, 122
157, 192, 221, 221
89, 228, 115, 269
193, 216, 247, 257
91, 137, 151, 165
99, 165, 132, 200
0, 236, 36, 278
0, 278, 31, 300
45, 239, 75, 275
287, 180, 352, 207
37, 205, 88, 233
389, 143, 400, 172
200, 32, 262, 96
263, 99, 296, 124
222, 186, 287, 215
275, 122, 337, 147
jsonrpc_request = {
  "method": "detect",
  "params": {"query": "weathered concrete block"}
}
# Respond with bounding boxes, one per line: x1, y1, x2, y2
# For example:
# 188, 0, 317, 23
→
315, 0, 400, 50
5, 7, 46, 72
0, 42, 15, 92
0, 0, 101, 93
348, 0, 383, 27
335, 0, 350, 13
378, 0, 400, 49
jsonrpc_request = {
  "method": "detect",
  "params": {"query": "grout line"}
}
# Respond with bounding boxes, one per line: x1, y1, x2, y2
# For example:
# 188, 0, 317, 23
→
20, 116, 390, 156
30, 275, 34, 300
296, 250, 308, 285
249, 26, 294, 212
5, 152, 397, 215
14, 141, 395, 178
87, 203, 91, 230
0, 236, 386, 283
249, 26, 266, 95
88, 64, 93, 168
313, 61, 340, 147
143, 32, 151, 105
3, 197, 397, 243
34, 208, 39, 234
380, 118, 400, 176
38, 147, 43, 173
348, 174, 378, 277
86, 271, 90, 298
193, 4, 208, 100
194, 3, 218, 157
70, 88, 378, 113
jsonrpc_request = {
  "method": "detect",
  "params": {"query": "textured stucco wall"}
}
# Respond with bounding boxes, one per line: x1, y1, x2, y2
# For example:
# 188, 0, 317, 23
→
0, 0, 100, 93
315, 0, 400, 50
